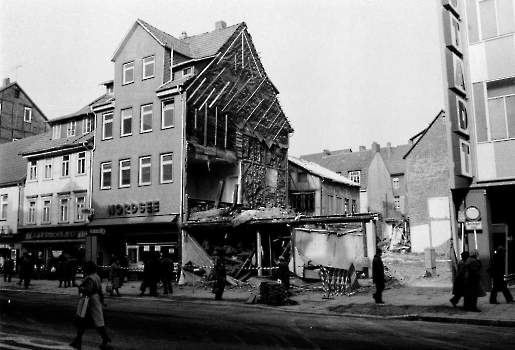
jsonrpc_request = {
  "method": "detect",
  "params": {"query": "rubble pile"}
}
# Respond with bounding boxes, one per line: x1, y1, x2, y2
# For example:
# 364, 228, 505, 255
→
258, 281, 287, 306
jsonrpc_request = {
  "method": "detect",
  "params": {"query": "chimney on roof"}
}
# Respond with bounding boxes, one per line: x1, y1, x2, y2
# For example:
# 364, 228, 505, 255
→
216, 21, 227, 30
323, 149, 331, 156
3, 78, 10, 86
372, 142, 380, 153
342, 149, 352, 153
359, 146, 366, 152
180, 31, 188, 39
387, 142, 392, 158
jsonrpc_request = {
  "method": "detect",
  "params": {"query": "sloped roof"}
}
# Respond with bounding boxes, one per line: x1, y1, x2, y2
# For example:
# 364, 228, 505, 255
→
289, 156, 360, 187
380, 144, 411, 175
0, 133, 50, 186
0, 81, 48, 122
157, 75, 194, 92
51, 93, 109, 122
403, 110, 445, 159
113, 19, 242, 62
300, 149, 377, 190
20, 132, 93, 157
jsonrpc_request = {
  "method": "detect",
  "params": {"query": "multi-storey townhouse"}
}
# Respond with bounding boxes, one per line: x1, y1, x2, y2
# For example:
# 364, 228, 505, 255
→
0, 78, 49, 144
88, 19, 293, 274
16, 99, 96, 274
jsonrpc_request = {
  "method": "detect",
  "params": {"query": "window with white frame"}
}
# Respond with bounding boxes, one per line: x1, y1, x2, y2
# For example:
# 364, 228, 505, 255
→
77, 152, 86, 175
29, 160, 38, 181
123, 61, 134, 85
160, 153, 173, 183
486, 77, 515, 141
44, 158, 52, 179
459, 140, 472, 177
182, 67, 193, 77
119, 159, 131, 188
62, 155, 70, 177
0, 102, 2, 113
100, 162, 112, 189
121, 108, 132, 136
102, 113, 113, 140
162, 99, 174, 129
59, 198, 69, 222
67, 120, 76, 137
352, 199, 356, 214
345, 198, 349, 214
394, 196, 400, 210
52, 124, 61, 139
393, 177, 399, 189
143, 55, 155, 80
75, 196, 86, 221
82, 117, 92, 134
348, 171, 360, 184
140, 104, 153, 133
24, 107, 32, 122
0, 195, 7, 220
42, 199, 51, 223
139, 156, 151, 186
28, 200, 36, 224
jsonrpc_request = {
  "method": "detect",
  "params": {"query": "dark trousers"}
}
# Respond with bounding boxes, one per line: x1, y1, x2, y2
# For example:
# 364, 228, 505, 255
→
161, 277, 173, 294
373, 282, 385, 302
464, 294, 478, 310
450, 294, 463, 305
4, 271, 12, 282
490, 278, 514, 303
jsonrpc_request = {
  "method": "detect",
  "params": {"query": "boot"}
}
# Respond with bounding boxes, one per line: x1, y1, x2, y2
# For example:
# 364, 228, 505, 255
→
70, 338, 82, 349
97, 327, 112, 349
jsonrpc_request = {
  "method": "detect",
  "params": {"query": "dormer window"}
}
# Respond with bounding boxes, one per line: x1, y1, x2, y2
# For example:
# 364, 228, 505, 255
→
52, 124, 61, 139
182, 67, 193, 77
143, 55, 155, 80
348, 171, 361, 184
107, 85, 114, 95
82, 117, 92, 134
123, 61, 134, 85
67, 120, 76, 137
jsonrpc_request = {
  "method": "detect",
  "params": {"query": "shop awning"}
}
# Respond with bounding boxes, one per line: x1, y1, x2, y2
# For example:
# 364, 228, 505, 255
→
88, 214, 178, 227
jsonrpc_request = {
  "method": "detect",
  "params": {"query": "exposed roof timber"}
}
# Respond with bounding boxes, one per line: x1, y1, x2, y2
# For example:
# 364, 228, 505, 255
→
199, 88, 216, 110
236, 78, 267, 114
222, 78, 251, 112
255, 97, 277, 129
267, 111, 282, 129
185, 53, 220, 93
243, 33, 263, 78
191, 67, 226, 105
272, 120, 287, 142
187, 78, 207, 102
209, 81, 231, 108
217, 30, 244, 65
243, 99, 264, 126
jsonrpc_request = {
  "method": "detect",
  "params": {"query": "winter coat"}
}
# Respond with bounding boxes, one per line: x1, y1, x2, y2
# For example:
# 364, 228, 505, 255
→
78, 273, 105, 328
372, 254, 385, 285
465, 256, 486, 298
452, 259, 467, 296
109, 262, 123, 288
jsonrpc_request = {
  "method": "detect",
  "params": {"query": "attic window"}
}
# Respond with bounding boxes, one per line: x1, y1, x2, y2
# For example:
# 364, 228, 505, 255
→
182, 67, 193, 77
298, 173, 308, 183
143, 55, 155, 80
123, 61, 134, 85
24, 107, 32, 122
348, 171, 360, 184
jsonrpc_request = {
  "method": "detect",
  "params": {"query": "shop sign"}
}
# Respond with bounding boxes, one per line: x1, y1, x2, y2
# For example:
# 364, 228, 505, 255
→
465, 221, 482, 231
25, 230, 88, 240
107, 201, 160, 216
89, 228, 105, 235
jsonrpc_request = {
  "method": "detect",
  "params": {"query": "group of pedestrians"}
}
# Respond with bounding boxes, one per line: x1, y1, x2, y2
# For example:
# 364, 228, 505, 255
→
139, 252, 175, 296
450, 247, 513, 312
56, 253, 79, 288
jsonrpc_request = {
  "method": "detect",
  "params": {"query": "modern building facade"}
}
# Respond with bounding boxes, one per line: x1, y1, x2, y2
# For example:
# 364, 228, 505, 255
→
435, 0, 515, 282
0, 78, 49, 144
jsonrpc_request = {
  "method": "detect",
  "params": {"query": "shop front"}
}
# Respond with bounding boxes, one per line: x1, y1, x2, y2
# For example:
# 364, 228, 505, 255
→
0, 232, 22, 274
18, 227, 87, 279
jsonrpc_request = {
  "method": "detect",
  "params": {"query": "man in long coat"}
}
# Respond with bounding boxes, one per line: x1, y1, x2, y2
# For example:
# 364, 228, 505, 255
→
464, 249, 485, 312
450, 251, 469, 307
372, 248, 385, 304
489, 246, 514, 304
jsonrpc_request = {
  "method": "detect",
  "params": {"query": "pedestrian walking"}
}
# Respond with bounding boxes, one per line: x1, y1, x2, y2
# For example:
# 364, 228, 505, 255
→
372, 248, 385, 304
68, 255, 79, 287
212, 247, 227, 301
450, 251, 470, 307
464, 249, 486, 312
488, 246, 514, 304
108, 256, 122, 297
57, 253, 67, 288
159, 253, 174, 295
4, 256, 14, 282
70, 261, 111, 350
140, 252, 160, 296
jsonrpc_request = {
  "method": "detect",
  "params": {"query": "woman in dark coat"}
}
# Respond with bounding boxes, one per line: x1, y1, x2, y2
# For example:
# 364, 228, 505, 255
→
70, 261, 111, 350
450, 251, 469, 307
212, 248, 227, 301
464, 249, 486, 312
109, 257, 122, 297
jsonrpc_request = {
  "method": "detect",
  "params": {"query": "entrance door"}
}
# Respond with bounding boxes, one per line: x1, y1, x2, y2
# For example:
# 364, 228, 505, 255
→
492, 224, 513, 276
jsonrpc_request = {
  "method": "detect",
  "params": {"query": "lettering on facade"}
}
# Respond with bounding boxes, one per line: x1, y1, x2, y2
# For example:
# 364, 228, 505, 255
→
107, 201, 160, 216
25, 230, 88, 240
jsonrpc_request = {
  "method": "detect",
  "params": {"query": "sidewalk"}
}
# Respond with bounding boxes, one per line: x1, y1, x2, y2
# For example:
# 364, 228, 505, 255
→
2, 277, 514, 327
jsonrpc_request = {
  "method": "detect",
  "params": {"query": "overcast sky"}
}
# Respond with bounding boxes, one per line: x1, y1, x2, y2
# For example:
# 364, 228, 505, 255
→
0, 0, 445, 157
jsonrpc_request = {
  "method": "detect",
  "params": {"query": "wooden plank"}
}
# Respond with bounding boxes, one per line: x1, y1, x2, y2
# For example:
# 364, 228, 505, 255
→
214, 180, 225, 208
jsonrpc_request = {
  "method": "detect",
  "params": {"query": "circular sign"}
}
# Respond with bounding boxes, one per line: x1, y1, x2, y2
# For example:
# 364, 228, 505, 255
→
465, 206, 481, 221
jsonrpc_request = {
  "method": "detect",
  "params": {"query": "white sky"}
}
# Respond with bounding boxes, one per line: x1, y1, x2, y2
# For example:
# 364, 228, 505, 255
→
0, 0, 445, 157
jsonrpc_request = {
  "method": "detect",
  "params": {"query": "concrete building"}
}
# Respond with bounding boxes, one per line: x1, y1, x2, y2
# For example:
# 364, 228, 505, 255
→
0, 78, 49, 144
434, 0, 515, 283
